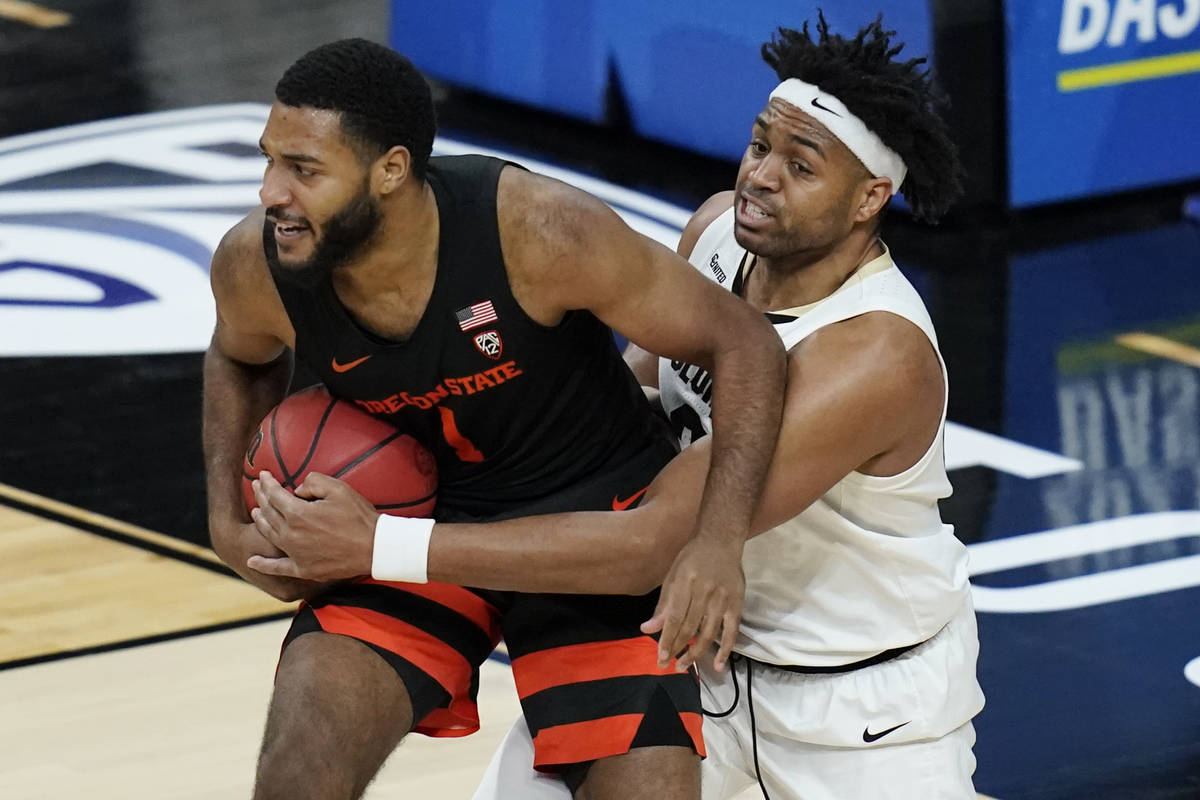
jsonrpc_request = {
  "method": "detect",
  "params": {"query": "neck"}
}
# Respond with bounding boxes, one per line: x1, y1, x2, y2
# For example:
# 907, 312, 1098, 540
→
743, 227, 883, 312
333, 181, 439, 302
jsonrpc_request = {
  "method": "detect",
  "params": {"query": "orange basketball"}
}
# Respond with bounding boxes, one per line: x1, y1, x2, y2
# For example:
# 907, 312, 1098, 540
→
242, 385, 436, 516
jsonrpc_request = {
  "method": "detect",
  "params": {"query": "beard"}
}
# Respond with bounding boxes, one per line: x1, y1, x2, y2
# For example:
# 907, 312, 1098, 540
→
263, 182, 382, 290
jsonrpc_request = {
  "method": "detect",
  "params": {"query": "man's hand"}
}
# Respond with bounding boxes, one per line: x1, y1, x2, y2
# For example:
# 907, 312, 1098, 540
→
246, 471, 378, 581
641, 535, 745, 673
209, 517, 331, 602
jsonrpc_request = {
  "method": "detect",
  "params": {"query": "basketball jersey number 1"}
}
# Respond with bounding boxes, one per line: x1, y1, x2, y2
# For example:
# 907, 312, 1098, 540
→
439, 407, 484, 462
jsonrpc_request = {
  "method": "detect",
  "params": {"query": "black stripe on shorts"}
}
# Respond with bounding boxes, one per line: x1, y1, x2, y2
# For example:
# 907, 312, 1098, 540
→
520, 672, 700, 737
308, 582, 496, 665
502, 591, 662, 659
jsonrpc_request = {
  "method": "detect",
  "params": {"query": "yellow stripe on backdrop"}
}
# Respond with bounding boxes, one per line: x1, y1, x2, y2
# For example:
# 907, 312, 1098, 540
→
1115, 332, 1200, 368
0, 0, 71, 27
1058, 48, 1200, 91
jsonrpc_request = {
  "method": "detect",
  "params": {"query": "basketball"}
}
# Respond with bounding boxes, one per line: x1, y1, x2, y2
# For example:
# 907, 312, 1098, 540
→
242, 385, 437, 516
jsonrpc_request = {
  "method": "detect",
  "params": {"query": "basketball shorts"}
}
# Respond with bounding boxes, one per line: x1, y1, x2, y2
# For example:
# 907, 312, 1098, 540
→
278, 441, 704, 771
698, 595, 985, 800
469, 596, 985, 800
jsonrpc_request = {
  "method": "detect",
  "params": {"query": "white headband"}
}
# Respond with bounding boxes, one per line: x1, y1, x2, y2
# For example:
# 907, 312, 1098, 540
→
768, 78, 907, 196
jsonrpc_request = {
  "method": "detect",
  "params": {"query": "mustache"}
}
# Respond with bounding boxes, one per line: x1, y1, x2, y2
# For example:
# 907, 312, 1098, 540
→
265, 207, 310, 227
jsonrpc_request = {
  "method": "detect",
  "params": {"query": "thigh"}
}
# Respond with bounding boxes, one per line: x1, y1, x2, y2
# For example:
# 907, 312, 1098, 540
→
504, 591, 704, 772
290, 577, 504, 736
754, 721, 978, 800
575, 745, 699, 800
256, 631, 416, 800
696, 662, 758, 800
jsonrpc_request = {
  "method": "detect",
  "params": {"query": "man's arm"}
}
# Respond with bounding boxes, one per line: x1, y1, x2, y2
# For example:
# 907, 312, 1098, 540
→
422, 311, 944, 668
203, 215, 325, 602
248, 310, 941, 633
500, 172, 785, 649
621, 191, 735, 390
246, 174, 783, 595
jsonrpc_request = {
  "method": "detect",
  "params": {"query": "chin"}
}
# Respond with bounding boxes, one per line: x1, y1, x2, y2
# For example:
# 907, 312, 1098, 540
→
732, 224, 761, 251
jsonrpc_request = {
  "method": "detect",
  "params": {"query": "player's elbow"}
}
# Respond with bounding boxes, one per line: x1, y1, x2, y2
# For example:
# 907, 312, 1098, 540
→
206, 522, 238, 571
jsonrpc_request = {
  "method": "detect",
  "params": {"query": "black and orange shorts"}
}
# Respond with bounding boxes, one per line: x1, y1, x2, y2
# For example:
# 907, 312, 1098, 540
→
279, 442, 705, 771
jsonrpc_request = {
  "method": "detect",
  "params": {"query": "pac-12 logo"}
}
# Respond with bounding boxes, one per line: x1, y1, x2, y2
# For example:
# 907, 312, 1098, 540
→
473, 330, 503, 360
0, 104, 270, 357
0, 105, 694, 358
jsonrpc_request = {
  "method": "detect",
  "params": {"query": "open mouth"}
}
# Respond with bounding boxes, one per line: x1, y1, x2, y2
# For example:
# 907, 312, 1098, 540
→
736, 195, 771, 227
271, 220, 311, 242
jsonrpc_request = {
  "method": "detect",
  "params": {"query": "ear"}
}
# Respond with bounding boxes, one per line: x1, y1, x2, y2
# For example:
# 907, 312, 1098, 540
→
852, 176, 893, 224
376, 145, 413, 195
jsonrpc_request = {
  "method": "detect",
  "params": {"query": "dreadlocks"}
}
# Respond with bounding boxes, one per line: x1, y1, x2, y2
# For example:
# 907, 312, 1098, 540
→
762, 14, 963, 223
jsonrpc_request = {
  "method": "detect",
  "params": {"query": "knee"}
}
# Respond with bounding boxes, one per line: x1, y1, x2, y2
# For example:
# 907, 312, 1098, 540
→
253, 633, 415, 797
575, 746, 700, 800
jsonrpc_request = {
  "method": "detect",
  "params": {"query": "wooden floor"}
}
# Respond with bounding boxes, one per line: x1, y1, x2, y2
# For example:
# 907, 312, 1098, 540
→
0, 489, 998, 798
0, 488, 748, 798
0, 487, 526, 798
0, 484, 288, 665
0, 618, 524, 798
3, 3, 1199, 798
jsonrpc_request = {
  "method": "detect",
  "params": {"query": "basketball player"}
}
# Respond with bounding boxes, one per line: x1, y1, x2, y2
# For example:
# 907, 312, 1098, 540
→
252, 17, 985, 799
204, 39, 786, 800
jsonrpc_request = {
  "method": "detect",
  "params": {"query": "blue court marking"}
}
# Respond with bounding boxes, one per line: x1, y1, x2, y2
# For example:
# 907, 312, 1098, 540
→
0, 212, 215, 272
0, 261, 154, 307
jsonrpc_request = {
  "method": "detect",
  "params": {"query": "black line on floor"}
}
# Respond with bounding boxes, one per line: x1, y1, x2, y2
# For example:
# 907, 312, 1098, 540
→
0, 612, 294, 672
0, 492, 238, 578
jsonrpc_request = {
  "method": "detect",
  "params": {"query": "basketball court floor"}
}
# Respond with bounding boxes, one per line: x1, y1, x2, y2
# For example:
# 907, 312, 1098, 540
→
1, 2, 1199, 798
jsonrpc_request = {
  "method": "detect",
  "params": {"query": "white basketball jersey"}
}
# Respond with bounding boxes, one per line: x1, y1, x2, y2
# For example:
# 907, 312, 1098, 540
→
660, 207, 970, 667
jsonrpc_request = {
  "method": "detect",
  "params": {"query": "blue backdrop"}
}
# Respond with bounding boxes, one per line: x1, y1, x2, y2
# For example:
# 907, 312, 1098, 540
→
389, 2, 933, 161
1005, 0, 1200, 207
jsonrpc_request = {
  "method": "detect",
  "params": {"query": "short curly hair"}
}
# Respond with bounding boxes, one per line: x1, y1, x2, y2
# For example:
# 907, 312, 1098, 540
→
275, 38, 435, 179
762, 14, 963, 223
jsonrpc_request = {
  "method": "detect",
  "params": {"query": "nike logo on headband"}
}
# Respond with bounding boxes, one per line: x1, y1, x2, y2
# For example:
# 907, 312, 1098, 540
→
811, 97, 842, 117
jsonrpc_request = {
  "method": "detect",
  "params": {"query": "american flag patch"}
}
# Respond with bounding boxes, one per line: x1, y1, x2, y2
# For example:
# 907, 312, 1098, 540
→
455, 300, 498, 331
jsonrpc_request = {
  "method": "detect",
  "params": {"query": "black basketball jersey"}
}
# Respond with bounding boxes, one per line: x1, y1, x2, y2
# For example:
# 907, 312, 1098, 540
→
268, 155, 674, 517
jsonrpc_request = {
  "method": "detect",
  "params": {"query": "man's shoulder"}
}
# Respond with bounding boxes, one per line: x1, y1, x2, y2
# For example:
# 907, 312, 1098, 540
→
678, 192, 734, 259
211, 210, 274, 303
794, 309, 937, 389
692, 191, 736, 229
214, 210, 267, 271
495, 163, 607, 253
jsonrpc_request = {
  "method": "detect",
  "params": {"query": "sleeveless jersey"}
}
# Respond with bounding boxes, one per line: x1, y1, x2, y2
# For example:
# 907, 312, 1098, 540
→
270, 155, 673, 518
659, 207, 970, 667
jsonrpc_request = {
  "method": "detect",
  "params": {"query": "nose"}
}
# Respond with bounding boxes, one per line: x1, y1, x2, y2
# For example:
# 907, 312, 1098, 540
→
259, 164, 291, 208
746, 154, 782, 192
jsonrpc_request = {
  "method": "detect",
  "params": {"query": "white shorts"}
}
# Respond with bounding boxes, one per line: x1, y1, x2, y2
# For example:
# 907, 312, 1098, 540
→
700, 596, 984, 800
471, 598, 984, 800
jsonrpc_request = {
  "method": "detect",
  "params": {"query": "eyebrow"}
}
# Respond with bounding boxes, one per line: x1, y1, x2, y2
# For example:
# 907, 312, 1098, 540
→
258, 139, 323, 164
754, 115, 826, 159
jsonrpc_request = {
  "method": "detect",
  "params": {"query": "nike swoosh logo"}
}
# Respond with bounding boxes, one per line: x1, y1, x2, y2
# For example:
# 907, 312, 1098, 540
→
811, 97, 842, 118
862, 721, 910, 743
612, 486, 649, 511
330, 355, 371, 373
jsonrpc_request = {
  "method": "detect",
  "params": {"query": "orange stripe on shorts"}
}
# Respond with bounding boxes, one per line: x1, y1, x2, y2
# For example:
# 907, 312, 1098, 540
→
353, 578, 501, 639
532, 714, 643, 769
510, 636, 677, 699
530, 711, 706, 769
311, 604, 474, 702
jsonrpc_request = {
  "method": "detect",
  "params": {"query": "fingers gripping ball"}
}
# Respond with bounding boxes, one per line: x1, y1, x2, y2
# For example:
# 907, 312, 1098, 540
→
242, 385, 437, 516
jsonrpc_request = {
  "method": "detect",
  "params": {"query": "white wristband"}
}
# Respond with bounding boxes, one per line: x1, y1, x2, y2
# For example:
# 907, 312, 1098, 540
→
371, 515, 435, 583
